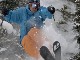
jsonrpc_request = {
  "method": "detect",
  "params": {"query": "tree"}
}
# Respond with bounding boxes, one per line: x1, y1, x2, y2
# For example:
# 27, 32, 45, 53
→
0, 0, 28, 10
0, 0, 19, 10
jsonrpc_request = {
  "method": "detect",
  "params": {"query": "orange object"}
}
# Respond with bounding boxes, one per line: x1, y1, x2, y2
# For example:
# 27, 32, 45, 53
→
21, 28, 45, 59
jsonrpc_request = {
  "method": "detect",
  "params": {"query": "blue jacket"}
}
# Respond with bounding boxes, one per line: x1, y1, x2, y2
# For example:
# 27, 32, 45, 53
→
4, 5, 53, 43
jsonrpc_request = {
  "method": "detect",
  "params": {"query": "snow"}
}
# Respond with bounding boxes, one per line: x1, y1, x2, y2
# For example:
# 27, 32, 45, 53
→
0, 0, 2, 1
40, 0, 78, 60
75, 0, 80, 2
54, 11, 64, 22
42, 18, 78, 60
0, 48, 7, 52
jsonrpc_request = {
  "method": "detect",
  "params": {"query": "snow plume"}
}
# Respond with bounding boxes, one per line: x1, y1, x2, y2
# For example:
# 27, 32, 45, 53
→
40, 0, 78, 60
41, 19, 78, 60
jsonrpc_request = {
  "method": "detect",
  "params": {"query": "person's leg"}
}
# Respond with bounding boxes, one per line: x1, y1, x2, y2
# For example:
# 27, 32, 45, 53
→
20, 26, 31, 44
21, 34, 39, 59
21, 28, 45, 59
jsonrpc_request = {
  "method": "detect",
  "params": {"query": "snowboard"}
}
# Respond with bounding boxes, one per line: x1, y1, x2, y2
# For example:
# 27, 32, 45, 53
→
40, 46, 55, 60
53, 41, 61, 60
40, 41, 61, 60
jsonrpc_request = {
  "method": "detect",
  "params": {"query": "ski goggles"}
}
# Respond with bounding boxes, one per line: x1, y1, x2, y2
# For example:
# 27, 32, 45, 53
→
29, 2, 40, 8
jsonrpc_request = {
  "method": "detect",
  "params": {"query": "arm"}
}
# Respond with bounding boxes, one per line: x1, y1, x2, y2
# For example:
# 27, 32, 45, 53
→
2, 7, 25, 24
40, 6, 55, 20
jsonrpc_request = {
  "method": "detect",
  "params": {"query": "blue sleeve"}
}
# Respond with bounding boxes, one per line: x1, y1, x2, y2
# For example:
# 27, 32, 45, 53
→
40, 6, 53, 20
4, 7, 25, 24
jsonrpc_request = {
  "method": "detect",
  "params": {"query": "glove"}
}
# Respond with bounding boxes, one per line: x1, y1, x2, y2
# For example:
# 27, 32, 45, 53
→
47, 6, 55, 14
2, 8, 9, 16
2, 21, 14, 34
0, 19, 14, 34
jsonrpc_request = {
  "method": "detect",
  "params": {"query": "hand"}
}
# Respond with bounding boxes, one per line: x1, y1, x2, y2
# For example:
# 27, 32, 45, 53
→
47, 6, 55, 14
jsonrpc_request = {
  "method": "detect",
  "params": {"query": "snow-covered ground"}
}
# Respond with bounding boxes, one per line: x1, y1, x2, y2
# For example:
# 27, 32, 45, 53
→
0, 0, 79, 60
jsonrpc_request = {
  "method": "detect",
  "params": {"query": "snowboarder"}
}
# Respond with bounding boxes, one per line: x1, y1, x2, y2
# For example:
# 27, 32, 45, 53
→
0, 0, 55, 59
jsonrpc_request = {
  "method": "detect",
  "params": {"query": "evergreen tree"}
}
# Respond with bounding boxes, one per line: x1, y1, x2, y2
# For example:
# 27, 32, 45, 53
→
0, 0, 19, 10
73, 0, 80, 32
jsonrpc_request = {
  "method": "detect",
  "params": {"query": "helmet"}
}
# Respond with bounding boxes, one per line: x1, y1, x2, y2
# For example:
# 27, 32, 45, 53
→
28, 0, 40, 3
28, 0, 40, 9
